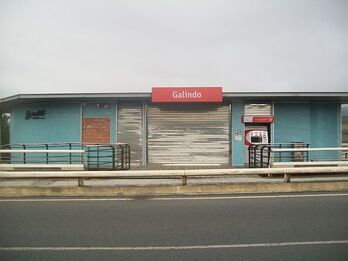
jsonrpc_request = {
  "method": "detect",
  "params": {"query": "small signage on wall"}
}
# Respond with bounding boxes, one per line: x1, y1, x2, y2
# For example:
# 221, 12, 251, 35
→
25, 110, 46, 120
96, 103, 110, 109
234, 129, 242, 141
152, 87, 223, 102
241, 116, 274, 123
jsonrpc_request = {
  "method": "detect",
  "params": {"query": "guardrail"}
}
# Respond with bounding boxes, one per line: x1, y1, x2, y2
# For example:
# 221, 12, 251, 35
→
1, 166, 348, 186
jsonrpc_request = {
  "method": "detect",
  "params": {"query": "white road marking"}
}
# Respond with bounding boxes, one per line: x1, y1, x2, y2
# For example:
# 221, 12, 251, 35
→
0, 193, 348, 202
0, 198, 134, 202
0, 240, 347, 251
0, 193, 347, 202
151, 193, 348, 201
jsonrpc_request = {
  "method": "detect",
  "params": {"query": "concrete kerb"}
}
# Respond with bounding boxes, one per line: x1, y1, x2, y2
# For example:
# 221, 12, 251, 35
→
0, 181, 347, 197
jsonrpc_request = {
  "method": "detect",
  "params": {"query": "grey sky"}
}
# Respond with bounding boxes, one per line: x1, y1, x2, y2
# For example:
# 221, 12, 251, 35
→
0, 0, 347, 98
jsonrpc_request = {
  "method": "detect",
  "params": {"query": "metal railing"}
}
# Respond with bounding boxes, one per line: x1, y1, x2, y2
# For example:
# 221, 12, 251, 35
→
248, 144, 348, 168
0, 143, 131, 171
248, 143, 310, 168
0, 143, 84, 164
85, 144, 130, 170
271, 147, 348, 168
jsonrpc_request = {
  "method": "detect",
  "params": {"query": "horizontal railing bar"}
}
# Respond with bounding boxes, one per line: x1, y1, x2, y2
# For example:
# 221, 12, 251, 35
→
273, 161, 348, 166
272, 147, 348, 152
0, 150, 85, 153
0, 164, 84, 169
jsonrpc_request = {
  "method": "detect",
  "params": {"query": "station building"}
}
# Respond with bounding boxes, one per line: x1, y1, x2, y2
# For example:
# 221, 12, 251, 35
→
0, 89, 346, 167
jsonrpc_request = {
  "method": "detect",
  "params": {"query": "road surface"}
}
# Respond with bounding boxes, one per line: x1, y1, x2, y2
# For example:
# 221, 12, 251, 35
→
0, 193, 347, 260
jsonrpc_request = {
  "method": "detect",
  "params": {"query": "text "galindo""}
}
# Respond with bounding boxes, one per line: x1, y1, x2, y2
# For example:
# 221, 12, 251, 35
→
172, 90, 202, 99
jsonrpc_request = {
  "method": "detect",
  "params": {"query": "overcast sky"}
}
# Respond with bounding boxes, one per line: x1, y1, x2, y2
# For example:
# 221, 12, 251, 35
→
0, 0, 347, 98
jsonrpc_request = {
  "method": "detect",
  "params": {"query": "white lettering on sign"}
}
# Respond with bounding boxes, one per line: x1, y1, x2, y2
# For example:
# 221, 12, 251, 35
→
172, 91, 202, 99
243, 116, 253, 123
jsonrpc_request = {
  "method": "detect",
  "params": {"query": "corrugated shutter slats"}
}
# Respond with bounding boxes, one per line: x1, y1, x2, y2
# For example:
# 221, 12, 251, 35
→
148, 104, 230, 164
117, 103, 143, 165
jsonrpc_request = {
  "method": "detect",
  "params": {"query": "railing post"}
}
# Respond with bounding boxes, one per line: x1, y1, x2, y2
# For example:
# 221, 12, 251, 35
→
69, 143, 72, 164
279, 144, 282, 162
254, 145, 258, 168
128, 144, 131, 169
8, 144, 11, 164
112, 146, 115, 170
97, 145, 100, 170
248, 146, 251, 168
23, 144, 26, 164
46, 144, 49, 164
260, 146, 264, 168
121, 145, 125, 170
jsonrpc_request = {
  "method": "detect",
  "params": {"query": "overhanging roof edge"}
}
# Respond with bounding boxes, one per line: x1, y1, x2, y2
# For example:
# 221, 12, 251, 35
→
1, 92, 348, 109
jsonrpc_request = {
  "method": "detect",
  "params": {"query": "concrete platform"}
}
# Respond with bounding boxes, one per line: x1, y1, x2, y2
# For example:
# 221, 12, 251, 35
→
0, 175, 348, 197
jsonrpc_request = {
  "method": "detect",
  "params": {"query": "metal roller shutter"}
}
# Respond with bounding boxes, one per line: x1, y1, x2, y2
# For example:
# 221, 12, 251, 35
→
117, 103, 143, 165
148, 104, 230, 164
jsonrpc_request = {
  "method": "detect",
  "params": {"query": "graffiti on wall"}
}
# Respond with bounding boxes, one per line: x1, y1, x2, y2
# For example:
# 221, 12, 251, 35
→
25, 110, 46, 120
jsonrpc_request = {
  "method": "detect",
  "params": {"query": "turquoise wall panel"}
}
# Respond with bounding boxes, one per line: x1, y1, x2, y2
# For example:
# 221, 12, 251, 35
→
274, 101, 341, 160
310, 102, 341, 147
310, 102, 341, 159
10, 103, 81, 144
274, 102, 311, 144
82, 103, 116, 143
231, 101, 245, 166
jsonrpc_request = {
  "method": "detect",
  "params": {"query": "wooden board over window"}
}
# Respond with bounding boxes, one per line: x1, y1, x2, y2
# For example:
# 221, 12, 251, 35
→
82, 118, 110, 144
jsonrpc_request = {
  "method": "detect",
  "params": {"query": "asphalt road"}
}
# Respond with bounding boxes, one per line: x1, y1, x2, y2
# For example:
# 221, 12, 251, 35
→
0, 193, 347, 260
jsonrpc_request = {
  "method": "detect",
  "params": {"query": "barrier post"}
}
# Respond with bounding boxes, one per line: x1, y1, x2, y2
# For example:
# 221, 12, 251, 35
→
181, 175, 187, 185
284, 173, 291, 183
78, 178, 84, 187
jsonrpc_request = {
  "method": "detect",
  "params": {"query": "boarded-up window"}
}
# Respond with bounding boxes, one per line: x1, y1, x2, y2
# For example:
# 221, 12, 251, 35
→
82, 118, 110, 144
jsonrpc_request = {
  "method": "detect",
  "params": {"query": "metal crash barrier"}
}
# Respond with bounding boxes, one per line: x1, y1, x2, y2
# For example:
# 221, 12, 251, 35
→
0, 143, 130, 171
0, 167, 348, 186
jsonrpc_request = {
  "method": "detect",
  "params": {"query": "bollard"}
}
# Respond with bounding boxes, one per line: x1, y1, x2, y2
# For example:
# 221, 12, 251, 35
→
284, 174, 291, 183
78, 178, 84, 187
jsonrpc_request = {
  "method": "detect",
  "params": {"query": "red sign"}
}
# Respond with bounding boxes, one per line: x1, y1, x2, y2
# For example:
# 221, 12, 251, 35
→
242, 116, 274, 123
152, 87, 222, 103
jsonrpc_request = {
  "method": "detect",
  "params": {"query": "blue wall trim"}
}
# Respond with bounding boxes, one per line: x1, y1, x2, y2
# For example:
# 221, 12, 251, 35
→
231, 101, 245, 166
